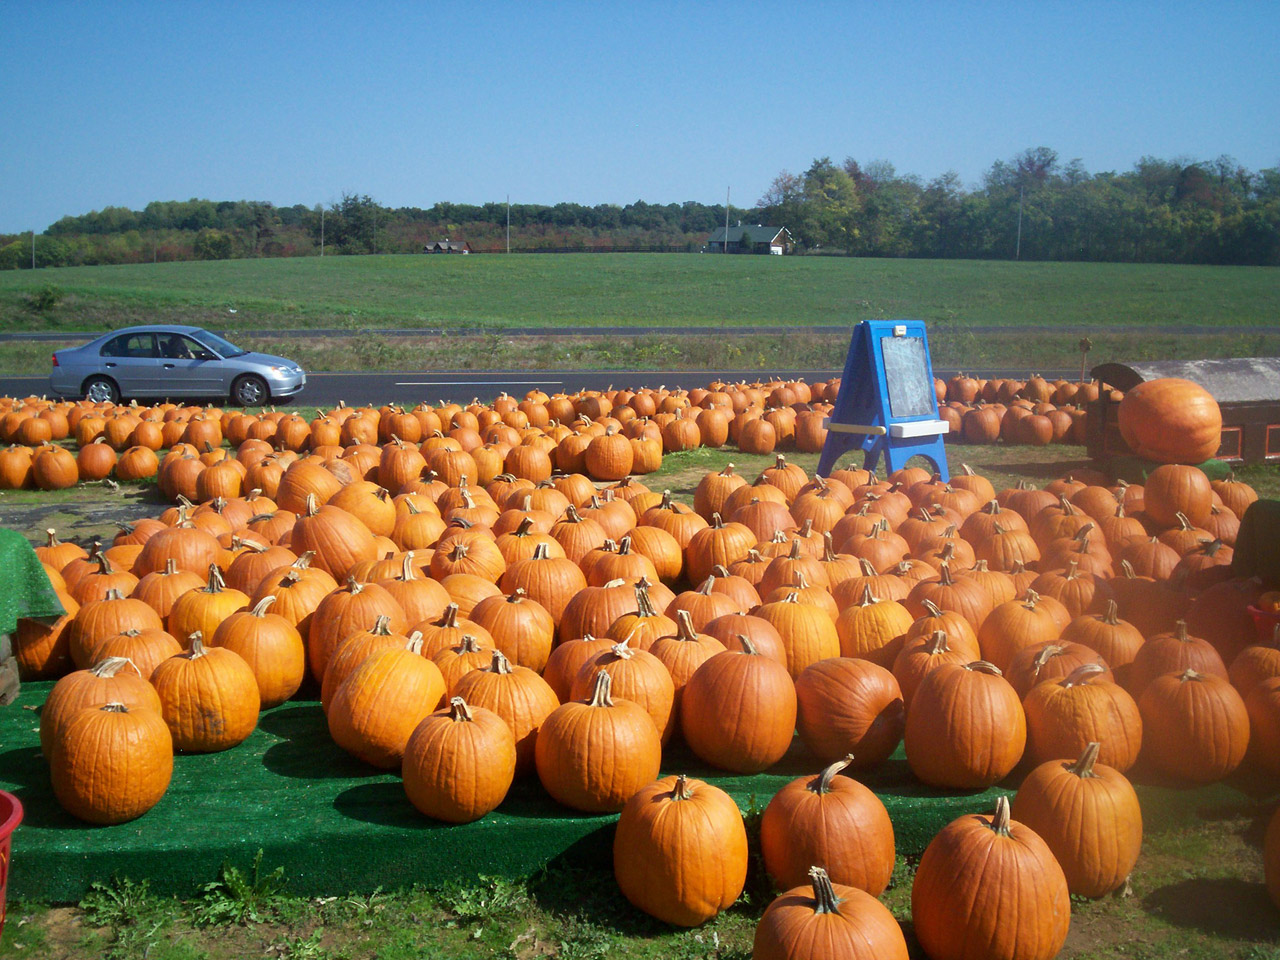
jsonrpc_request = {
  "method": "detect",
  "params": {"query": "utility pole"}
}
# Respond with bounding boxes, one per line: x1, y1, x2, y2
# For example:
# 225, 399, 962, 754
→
506, 195, 510, 254
31, 230, 36, 270
724, 187, 730, 253
320, 206, 325, 257
1015, 183, 1024, 260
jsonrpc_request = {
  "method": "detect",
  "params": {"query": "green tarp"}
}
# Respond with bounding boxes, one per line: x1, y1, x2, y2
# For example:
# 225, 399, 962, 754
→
0, 528, 65, 636
2, 681, 1272, 903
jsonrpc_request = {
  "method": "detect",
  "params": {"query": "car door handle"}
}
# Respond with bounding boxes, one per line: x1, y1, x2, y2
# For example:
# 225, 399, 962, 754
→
105, 362, 117, 368
163, 363, 176, 369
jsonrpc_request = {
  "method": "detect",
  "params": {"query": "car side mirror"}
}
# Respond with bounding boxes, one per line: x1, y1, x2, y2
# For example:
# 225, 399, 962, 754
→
194, 350, 216, 361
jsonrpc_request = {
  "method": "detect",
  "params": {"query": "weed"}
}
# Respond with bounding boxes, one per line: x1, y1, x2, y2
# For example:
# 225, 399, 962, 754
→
78, 877, 180, 960
192, 848, 289, 926
437, 875, 529, 925
22, 283, 63, 314
269, 929, 331, 959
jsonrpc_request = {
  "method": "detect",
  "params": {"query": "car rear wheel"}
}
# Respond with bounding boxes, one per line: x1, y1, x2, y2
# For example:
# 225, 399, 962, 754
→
231, 374, 269, 407
83, 375, 119, 404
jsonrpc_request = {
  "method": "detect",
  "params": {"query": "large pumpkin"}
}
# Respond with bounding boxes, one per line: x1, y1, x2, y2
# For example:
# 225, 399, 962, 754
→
912, 796, 1071, 960
793, 658, 904, 767
151, 635, 261, 752
753, 867, 909, 960
1138, 668, 1249, 782
612, 774, 748, 927
401, 696, 516, 823
904, 660, 1026, 789
49, 702, 173, 824
534, 670, 662, 813
1118, 377, 1221, 464
759, 755, 895, 896
1010, 742, 1143, 898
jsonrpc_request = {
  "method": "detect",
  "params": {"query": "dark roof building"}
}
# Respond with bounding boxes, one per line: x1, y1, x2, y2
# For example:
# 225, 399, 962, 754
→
423, 240, 472, 254
707, 224, 793, 254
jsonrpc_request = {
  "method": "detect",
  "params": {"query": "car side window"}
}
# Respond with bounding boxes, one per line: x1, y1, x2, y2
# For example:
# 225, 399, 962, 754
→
101, 334, 155, 358
158, 334, 193, 359
180, 335, 215, 359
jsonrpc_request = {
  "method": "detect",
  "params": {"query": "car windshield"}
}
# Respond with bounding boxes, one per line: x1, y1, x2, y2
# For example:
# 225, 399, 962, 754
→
193, 330, 248, 358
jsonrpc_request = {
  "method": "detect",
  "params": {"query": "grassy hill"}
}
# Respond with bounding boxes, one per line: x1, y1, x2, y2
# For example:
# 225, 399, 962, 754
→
2, 254, 1277, 333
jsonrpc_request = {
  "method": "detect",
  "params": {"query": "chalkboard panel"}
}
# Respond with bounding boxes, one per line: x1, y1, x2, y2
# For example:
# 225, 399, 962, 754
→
880, 336, 935, 419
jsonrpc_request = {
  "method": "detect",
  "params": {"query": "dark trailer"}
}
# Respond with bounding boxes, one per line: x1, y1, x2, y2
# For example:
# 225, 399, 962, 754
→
1087, 357, 1280, 465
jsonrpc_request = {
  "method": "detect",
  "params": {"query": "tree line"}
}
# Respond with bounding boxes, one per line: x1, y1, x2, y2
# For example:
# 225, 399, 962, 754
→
2, 147, 1277, 268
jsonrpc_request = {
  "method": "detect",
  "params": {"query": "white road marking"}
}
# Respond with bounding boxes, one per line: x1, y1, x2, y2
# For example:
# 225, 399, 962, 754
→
392, 380, 564, 386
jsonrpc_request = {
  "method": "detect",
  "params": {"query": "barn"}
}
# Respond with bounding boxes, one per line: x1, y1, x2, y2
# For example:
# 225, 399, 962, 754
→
423, 240, 472, 254
707, 224, 793, 255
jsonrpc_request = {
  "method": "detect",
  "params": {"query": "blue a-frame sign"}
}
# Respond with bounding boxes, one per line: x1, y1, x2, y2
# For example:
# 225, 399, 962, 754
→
815, 320, 950, 480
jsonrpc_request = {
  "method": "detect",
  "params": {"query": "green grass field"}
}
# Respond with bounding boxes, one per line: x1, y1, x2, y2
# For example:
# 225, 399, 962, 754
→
2, 254, 1277, 334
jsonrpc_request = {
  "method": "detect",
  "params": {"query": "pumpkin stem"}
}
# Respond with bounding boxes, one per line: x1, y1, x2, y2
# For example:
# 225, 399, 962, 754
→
587, 669, 614, 707
964, 659, 1003, 676
1178, 667, 1204, 682
924, 630, 951, 655
989, 796, 1013, 837
1067, 741, 1102, 778
487, 649, 513, 674
858, 583, 879, 607
1101, 599, 1120, 624
447, 696, 474, 722
250, 595, 277, 617
88, 656, 141, 678
808, 867, 844, 915
711, 564, 732, 578
456, 634, 484, 654
633, 579, 658, 618
203, 563, 227, 593
735, 634, 760, 656
674, 609, 699, 642
669, 774, 694, 802
187, 632, 207, 657
608, 637, 635, 660
371, 614, 393, 636
811, 754, 855, 795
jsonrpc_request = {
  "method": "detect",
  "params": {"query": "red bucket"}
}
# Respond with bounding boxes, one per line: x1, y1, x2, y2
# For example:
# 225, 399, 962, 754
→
0, 791, 21, 938
1247, 605, 1280, 644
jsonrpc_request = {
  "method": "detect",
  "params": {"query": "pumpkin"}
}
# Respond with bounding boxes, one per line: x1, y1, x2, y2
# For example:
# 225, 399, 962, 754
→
680, 636, 796, 773
605, 578, 678, 651
569, 638, 675, 744
1023, 662, 1143, 771
833, 586, 913, 667
1138, 668, 1250, 782
1126, 620, 1228, 699
703, 612, 788, 665
68, 588, 165, 670
328, 634, 447, 768
401, 696, 516, 823
1143, 463, 1214, 529
39, 656, 161, 758
904, 660, 1026, 789
167, 564, 250, 647
911, 796, 1071, 960
1118, 377, 1222, 464
976, 590, 1067, 673
753, 866, 909, 960
468, 588, 555, 673
793, 657, 904, 768
1059, 600, 1144, 689
1011, 742, 1144, 897
612, 774, 748, 927
432, 634, 494, 692
452, 649, 559, 777
88, 627, 182, 681
534, 670, 662, 812
151, 634, 261, 752
210, 595, 305, 707
12, 589, 79, 680
760, 755, 895, 896
412, 603, 495, 660
307, 577, 409, 682
1004, 640, 1112, 700
49, 702, 173, 824
755, 592, 841, 679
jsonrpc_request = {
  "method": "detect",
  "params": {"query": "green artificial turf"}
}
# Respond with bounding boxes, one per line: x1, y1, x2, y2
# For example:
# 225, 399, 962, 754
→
4, 678, 1273, 904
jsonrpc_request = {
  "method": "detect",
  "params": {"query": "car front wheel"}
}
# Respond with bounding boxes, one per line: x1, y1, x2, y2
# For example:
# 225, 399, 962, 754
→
83, 375, 120, 404
231, 374, 269, 407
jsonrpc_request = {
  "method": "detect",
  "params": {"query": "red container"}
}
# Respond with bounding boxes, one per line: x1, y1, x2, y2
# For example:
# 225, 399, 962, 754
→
0, 791, 20, 938
1247, 605, 1280, 644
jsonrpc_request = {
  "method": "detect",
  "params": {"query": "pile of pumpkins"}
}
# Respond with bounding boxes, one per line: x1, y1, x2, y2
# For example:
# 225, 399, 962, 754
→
15, 406, 1280, 956
0, 371, 1126, 496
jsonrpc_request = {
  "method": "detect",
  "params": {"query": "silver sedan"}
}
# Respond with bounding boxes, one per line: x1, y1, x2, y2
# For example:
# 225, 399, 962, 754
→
49, 325, 306, 406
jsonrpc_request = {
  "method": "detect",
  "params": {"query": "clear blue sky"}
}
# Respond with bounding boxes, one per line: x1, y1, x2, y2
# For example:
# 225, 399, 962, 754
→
2, 1, 1276, 232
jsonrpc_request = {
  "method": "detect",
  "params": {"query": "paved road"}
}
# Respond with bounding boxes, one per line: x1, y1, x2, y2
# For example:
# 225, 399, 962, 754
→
0, 323, 1267, 343
8, 367, 1078, 407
